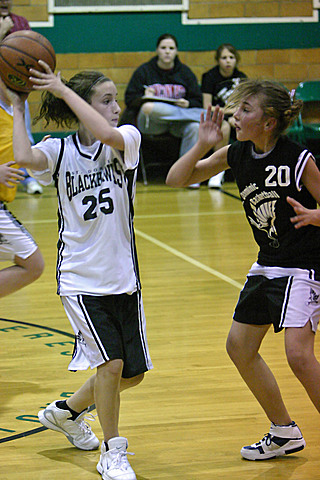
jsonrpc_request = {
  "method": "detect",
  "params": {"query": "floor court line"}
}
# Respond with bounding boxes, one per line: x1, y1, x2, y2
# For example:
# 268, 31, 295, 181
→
20, 219, 243, 289
135, 229, 243, 290
21, 209, 243, 225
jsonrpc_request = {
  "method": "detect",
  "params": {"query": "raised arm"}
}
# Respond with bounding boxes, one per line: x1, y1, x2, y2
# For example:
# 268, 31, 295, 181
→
166, 105, 229, 187
10, 91, 48, 171
29, 61, 125, 151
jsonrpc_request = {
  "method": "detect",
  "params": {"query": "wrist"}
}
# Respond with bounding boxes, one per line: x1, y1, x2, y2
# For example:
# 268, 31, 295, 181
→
196, 140, 211, 157
13, 103, 26, 116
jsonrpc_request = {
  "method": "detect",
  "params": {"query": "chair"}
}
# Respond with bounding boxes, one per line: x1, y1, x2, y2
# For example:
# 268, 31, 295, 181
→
118, 108, 181, 185
139, 133, 181, 185
292, 81, 320, 158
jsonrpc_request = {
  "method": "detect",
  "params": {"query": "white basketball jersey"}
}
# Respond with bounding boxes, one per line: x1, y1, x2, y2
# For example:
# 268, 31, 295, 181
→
31, 125, 141, 296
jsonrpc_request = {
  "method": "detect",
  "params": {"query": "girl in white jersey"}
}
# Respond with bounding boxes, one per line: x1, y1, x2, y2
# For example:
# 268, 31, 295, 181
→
166, 79, 320, 461
10, 62, 152, 480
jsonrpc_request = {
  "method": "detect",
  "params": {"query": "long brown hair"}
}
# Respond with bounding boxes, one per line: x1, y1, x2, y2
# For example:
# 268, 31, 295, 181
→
34, 71, 111, 128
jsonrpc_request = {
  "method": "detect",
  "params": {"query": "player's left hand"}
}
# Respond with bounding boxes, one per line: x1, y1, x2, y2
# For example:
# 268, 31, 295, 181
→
287, 196, 320, 228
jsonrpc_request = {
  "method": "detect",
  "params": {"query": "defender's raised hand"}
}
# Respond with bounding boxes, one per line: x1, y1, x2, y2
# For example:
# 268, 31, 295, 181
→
198, 105, 224, 150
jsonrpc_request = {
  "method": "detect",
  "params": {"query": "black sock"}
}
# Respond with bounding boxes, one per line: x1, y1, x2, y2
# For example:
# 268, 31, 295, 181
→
56, 400, 80, 421
104, 441, 109, 451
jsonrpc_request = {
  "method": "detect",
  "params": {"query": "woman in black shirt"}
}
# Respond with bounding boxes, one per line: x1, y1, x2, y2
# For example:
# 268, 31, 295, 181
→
201, 44, 247, 187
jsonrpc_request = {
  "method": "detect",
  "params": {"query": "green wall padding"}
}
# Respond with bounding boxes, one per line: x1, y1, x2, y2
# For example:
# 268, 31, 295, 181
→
34, 12, 320, 54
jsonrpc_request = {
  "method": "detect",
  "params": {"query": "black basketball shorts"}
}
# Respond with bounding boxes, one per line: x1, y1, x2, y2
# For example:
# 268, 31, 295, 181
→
234, 264, 320, 333
61, 291, 153, 378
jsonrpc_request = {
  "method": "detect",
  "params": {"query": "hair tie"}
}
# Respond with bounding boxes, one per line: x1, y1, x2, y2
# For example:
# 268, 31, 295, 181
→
289, 89, 296, 105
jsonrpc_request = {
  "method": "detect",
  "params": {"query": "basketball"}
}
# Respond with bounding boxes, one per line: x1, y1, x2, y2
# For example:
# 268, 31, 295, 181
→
0, 30, 56, 93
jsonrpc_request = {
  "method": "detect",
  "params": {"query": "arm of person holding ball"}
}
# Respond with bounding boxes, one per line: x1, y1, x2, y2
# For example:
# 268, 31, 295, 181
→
10, 60, 125, 167
9, 89, 49, 171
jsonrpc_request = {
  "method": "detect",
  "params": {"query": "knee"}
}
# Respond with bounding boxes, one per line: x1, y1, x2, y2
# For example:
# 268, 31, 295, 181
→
16, 248, 45, 281
140, 102, 155, 116
97, 359, 124, 379
31, 250, 45, 280
226, 331, 255, 369
226, 332, 240, 363
286, 346, 309, 375
184, 122, 200, 136
181, 123, 199, 147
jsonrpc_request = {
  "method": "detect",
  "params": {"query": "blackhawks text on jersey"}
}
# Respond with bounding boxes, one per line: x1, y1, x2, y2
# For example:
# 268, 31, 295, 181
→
31, 124, 141, 296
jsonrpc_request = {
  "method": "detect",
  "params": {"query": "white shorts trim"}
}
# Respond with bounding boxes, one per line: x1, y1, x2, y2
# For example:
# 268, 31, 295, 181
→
280, 276, 320, 332
249, 262, 320, 332
61, 295, 107, 371
248, 262, 317, 280
0, 204, 37, 261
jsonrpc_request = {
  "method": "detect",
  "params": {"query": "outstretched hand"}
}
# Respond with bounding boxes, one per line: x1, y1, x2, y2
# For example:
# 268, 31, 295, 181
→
198, 105, 224, 150
29, 60, 66, 98
0, 162, 25, 187
287, 196, 320, 228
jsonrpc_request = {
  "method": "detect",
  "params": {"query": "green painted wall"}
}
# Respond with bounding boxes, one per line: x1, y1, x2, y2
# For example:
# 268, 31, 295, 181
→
34, 12, 320, 53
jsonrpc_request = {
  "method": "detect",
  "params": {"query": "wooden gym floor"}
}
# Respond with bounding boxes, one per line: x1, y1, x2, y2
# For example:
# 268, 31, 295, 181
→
1, 178, 319, 480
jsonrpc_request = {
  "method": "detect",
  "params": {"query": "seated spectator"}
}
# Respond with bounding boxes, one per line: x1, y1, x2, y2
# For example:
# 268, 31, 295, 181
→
0, 0, 29, 37
0, 0, 43, 194
201, 43, 247, 188
124, 33, 204, 187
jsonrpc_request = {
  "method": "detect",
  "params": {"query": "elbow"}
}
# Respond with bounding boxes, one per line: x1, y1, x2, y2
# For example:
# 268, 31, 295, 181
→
15, 157, 29, 168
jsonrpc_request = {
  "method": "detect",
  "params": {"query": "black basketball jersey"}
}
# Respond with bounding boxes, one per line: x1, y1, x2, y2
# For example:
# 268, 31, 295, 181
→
228, 136, 320, 271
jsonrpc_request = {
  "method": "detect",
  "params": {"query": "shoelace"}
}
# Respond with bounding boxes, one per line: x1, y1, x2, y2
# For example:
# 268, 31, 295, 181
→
75, 412, 97, 434
256, 433, 271, 447
109, 449, 135, 470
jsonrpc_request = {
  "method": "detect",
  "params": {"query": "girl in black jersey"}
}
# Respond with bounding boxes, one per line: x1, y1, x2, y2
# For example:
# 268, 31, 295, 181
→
166, 79, 320, 461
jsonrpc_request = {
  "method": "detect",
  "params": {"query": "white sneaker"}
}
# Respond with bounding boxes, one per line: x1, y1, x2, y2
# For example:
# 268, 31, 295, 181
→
187, 183, 200, 189
97, 437, 136, 480
241, 421, 306, 460
208, 171, 224, 188
26, 179, 43, 194
38, 400, 100, 450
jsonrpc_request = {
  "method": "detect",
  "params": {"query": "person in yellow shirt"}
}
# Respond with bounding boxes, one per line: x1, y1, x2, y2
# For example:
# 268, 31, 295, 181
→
0, 80, 44, 297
